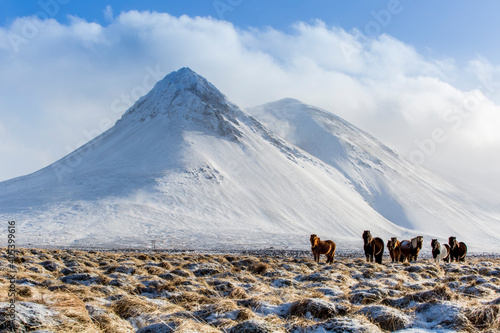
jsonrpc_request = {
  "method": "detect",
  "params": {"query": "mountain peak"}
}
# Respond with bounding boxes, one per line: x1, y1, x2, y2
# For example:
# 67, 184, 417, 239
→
157, 67, 217, 93
118, 68, 243, 139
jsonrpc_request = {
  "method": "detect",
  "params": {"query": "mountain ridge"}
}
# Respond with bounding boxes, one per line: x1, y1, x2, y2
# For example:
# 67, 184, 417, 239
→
1, 68, 499, 251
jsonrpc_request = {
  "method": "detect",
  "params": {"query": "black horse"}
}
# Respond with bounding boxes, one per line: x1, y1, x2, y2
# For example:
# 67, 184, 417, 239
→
362, 230, 384, 264
449, 236, 467, 262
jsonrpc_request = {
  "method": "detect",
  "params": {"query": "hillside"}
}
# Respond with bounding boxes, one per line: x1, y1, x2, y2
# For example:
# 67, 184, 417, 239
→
0, 68, 498, 251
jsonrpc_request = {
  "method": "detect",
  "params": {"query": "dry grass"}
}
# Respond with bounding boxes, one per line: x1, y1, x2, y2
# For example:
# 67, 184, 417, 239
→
465, 304, 500, 331
111, 295, 157, 319
1, 248, 499, 332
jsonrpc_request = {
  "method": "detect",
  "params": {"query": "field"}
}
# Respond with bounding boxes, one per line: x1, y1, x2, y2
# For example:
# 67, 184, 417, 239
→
1, 248, 500, 332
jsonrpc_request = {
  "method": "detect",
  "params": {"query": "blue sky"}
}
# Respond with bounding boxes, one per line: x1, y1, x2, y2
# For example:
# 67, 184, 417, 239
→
2, 0, 500, 65
1, 1, 500, 194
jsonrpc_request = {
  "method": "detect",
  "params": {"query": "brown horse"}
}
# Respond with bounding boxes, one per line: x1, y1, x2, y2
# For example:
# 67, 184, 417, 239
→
431, 239, 450, 264
387, 237, 401, 262
310, 234, 336, 264
362, 230, 384, 264
400, 236, 423, 262
448, 236, 467, 262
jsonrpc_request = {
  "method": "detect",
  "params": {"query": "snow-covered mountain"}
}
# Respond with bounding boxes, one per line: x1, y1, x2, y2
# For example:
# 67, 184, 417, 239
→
1, 68, 499, 251
247, 99, 500, 242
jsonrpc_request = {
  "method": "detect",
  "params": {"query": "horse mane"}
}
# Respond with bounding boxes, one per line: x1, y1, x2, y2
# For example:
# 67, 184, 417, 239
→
412, 236, 423, 249
310, 234, 317, 246
449, 236, 457, 248
363, 230, 372, 244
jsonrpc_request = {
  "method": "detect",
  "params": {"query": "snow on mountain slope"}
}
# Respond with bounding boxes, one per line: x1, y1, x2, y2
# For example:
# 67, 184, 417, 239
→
0, 68, 499, 251
0, 68, 403, 250
247, 99, 500, 250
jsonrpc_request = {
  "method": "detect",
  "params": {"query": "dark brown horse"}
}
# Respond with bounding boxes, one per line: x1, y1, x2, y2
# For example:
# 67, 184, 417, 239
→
310, 234, 336, 264
400, 236, 423, 262
448, 236, 467, 262
387, 237, 401, 262
362, 230, 384, 264
431, 239, 450, 264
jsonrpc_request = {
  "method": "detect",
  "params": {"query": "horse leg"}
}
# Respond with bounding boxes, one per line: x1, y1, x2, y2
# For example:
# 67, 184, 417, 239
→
326, 251, 331, 264
375, 249, 383, 264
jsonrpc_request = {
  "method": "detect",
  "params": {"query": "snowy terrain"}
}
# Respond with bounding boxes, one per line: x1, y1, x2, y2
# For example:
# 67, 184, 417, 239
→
0, 67, 499, 251
2, 248, 499, 332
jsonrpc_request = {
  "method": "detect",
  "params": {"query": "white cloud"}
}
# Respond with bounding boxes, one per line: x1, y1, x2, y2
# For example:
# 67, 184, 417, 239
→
0, 11, 499, 194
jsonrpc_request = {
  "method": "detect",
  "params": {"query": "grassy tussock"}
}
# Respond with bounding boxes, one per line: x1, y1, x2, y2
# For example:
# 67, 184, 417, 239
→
465, 304, 500, 331
0, 248, 499, 332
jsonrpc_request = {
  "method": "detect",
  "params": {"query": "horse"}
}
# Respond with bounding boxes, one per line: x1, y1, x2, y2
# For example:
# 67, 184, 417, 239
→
448, 236, 467, 262
400, 236, 423, 262
387, 237, 401, 263
431, 239, 450, 264
310, 234, 336, 264
362, 230, 384, 264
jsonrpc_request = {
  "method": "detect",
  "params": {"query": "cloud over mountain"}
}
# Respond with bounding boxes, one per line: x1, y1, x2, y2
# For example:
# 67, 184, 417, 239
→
1, 10, 500, 193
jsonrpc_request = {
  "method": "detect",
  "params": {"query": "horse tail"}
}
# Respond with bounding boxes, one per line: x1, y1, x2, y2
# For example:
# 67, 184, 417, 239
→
459, 242, 467, 260
327, 241, 336, 257
373, 238, 384, 264
374, 237, 384, 256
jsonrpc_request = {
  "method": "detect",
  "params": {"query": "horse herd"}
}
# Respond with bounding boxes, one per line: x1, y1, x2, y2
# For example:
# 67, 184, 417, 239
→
310, 232, 467, 265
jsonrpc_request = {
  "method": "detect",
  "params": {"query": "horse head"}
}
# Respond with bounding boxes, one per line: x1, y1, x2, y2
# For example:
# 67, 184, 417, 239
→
312, 236, 321, 249
362, 230, 372, 245
412, 236, 423, 250
310, 234, 318, 247
387, 237, 397, 250
449, 236, 458, 250
431, 239, 439, 251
